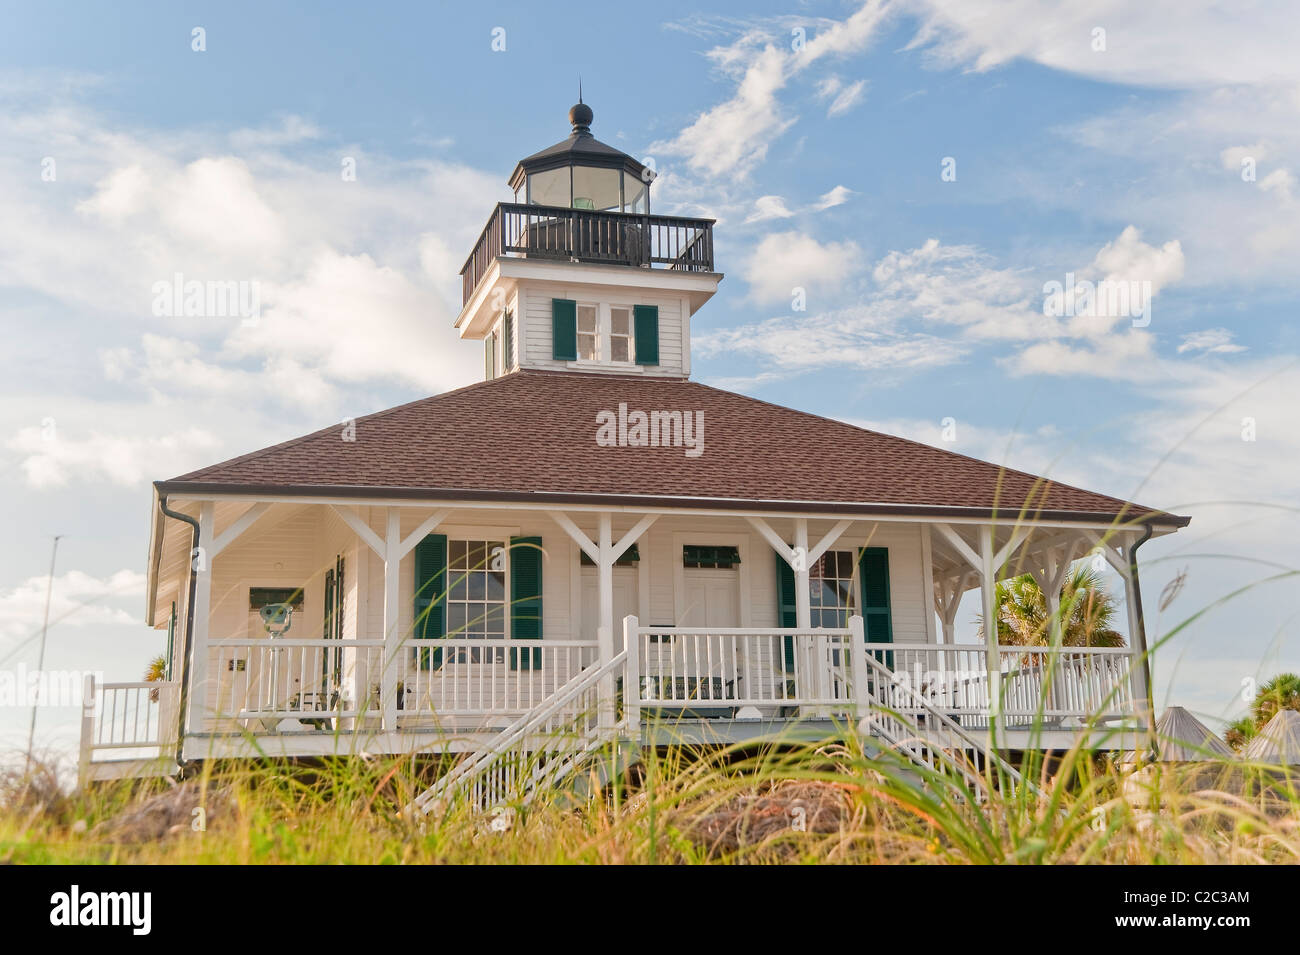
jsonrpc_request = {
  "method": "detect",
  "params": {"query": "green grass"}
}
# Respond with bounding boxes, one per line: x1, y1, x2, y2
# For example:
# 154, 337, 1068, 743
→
3, 734, 1298, 864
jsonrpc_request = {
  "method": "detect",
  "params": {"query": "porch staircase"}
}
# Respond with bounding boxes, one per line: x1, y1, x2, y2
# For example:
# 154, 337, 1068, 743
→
410, 649, 632, 815
856, 651, 1028, 797
410, 639, 1028, 815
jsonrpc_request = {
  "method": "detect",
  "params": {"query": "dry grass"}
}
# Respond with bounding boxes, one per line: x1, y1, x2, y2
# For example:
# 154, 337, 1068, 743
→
3, 735, 1299, 865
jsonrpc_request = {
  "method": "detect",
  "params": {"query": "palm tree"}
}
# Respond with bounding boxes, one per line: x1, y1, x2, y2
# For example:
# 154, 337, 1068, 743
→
978, 566, 1125, 648
1224, 716, 1256, 751
1252, 673, 1300, 727
144, 653, 166, 703
1220, 674, 1299, 751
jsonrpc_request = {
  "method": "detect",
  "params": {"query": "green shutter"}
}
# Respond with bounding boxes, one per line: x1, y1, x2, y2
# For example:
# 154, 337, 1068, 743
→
552, 298, 577, 361
510, 536, 543, 670
414, 535, 447, 669
634, 304, 659, 365
858, 547, 893, 668
165, 602, 176, 680
776, 552, 797, 671
503, 310, 514, 370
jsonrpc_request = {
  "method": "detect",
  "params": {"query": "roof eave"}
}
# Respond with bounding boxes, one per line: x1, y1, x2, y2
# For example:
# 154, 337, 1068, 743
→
150, 480, 1191, 529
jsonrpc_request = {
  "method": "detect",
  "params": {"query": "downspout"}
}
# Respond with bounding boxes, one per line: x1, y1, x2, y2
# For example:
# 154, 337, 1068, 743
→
1129, 522, 1156, 757
158, 495, 199, 769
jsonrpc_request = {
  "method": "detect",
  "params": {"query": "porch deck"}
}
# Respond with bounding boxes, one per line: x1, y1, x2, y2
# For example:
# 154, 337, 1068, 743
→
81, 623, 1145, 777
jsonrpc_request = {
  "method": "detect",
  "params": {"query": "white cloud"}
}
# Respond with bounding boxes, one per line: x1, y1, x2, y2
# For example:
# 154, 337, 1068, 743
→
1046, 226, 1185, 339
697, 306, 964, 374
1010, 331, 1156, 380
817, 76, 868, 116
742, 231, 862, 303
652, 2, 890, 178
902, 0, 1300, 89
813, 185, 853, 210
6, 424, 221, 489
745, 195, 795, 222
1178, 328, 1246, 355
0, 569, 145, 645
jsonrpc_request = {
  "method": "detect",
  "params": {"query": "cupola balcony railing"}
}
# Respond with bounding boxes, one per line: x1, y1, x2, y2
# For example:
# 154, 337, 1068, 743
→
460, 202, 716, 305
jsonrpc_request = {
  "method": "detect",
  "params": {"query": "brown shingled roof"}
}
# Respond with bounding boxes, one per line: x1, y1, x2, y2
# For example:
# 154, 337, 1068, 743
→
157, 369, 1187, 525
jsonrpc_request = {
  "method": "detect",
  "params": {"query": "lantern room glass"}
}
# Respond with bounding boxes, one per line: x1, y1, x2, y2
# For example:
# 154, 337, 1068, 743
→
525, 165, 648, 213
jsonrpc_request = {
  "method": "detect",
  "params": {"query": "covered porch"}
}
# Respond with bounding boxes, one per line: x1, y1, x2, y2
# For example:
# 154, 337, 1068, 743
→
83, 496, 1159, 775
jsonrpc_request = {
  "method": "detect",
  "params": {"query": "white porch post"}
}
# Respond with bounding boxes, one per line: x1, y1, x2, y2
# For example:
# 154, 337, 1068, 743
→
382, 508, 401, 731
1120, 546, 1154, 734
597, 512, 615, 729
623, 614, 641, 730
329, 504, 448, 732
979, 525, 1001, 738
548, 509, 658, 732
793, 518, 811, 628
185, 501, 215, 738
1084, 530, 1154, 730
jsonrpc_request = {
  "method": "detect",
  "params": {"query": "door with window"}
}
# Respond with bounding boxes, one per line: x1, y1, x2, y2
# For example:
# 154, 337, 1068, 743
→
657, 546, 741, 705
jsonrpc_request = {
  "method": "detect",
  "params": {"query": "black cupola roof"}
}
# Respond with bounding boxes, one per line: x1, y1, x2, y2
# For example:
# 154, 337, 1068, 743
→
508, 101, 653, 192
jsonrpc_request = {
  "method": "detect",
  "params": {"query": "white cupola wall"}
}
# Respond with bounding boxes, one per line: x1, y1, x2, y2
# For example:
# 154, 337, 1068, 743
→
454, 101, 722, 380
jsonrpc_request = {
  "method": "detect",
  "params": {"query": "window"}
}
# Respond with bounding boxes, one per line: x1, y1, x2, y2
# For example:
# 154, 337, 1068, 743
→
528, 167, 569, 207
572, 165, 621, 212
683, 545, 741, 569
624, 172, 648, 214
445, 540, 507, 662
503, 310, 514, 371
610, 307, 633, 362
577, 304, 599, 361
484, 329, 498, 380
249, 587, 304, 610
810, 551, 855, 628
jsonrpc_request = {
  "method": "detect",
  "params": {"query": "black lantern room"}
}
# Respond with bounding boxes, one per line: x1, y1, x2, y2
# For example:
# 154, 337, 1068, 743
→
508, 102, 653, 213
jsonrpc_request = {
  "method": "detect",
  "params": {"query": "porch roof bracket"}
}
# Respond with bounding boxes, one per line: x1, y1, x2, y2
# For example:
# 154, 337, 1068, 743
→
397, 508, 452, 559
807, 519, 855, 566
209, 502, 271, 558
548, 510, 601, 564
1082, 530, 1131, 576
932, 522, 982, 573
330, 504, 386, 557
746, 516, 796, 564
613, 513, 659, 559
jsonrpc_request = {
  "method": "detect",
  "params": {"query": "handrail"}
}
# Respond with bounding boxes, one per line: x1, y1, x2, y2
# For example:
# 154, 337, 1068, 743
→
460, 202, 716, 304
410, 649, 628, 815
857, 650, 1032, 795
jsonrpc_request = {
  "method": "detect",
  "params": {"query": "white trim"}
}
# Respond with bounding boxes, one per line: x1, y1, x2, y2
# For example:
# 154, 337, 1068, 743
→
171, 493, 1177, 533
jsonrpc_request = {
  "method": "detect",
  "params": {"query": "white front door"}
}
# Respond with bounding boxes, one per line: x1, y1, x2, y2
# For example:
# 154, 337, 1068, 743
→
680, 568, 740, 628
580, 566, 638, 642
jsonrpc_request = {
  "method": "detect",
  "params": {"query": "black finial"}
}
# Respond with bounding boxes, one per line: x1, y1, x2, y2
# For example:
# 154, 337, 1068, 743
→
579, 76, 583, 104
569, 95, 593, 135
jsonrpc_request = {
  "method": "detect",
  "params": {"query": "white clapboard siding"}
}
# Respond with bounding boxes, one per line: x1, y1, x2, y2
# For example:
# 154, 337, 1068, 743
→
519, 284, 685, 377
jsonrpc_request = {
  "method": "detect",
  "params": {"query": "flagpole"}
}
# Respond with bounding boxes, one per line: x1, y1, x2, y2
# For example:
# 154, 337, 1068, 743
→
25, 534, 62, 774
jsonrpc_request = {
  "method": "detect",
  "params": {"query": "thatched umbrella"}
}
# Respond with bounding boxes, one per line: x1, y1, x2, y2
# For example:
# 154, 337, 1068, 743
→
1242, 709, 1300, 765
1122, 706, 1232, 764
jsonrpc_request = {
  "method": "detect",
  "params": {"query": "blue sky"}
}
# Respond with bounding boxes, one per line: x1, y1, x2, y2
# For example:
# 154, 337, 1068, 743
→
3, 1, 1298, 760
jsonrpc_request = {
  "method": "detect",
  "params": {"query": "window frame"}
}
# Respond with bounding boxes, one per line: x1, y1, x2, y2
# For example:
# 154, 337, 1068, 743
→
442, 538, 510, 664
808, 550, 856, 629
575, 302, 600, 362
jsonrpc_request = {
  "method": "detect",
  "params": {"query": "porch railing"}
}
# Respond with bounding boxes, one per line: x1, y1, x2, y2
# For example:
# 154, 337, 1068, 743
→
631, 626, 857, 713
461, 202, 716, 304
869, 644, 1136, 726
399, 638, 599, 724
209, 638, 384, 720
79, 678, 180, 783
